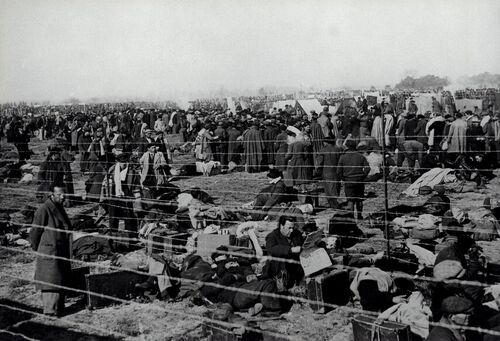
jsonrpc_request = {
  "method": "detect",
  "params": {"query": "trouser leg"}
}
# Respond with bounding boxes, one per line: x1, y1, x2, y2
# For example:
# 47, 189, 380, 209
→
42, 291, 64, 316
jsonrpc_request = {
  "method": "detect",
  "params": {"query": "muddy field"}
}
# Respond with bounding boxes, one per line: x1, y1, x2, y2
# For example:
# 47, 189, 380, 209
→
1, 137, 500, 341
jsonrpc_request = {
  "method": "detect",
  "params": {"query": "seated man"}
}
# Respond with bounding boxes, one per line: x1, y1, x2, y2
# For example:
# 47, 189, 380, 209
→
263, 215, 304, 290
201, 246, 283, 315
432, 231, 482, 322
251, 169, 288, 220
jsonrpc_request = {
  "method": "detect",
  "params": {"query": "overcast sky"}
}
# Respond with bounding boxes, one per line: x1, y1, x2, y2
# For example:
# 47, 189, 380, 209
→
1, 0, 499, 102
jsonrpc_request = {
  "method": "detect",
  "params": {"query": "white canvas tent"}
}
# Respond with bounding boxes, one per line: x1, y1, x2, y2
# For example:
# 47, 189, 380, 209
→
296, 99, 323, 118
272, 100, 296, 110
226, 97, 237, 113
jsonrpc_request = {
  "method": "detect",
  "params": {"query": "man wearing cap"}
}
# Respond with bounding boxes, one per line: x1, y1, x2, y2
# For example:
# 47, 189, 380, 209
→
427, 296, 474, 341
337, 138, 370, 219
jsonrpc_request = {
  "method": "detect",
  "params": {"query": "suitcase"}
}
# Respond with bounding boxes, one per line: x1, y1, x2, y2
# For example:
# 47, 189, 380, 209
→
352, 315, 412, 341
375, 252, 419, 275
85, 270, 148, 309
305, 268, 350, 313
67, 266, 90, 297
196, 233, 235, 260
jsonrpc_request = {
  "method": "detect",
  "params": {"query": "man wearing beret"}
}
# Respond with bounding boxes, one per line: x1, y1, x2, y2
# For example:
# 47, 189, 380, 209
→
426, 296, 473, 341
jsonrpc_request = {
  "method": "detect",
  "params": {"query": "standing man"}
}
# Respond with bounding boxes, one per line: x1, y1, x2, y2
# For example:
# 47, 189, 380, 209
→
337, 139, 370, 219
30, 184, 72, 316
316, 137, 343, 209
317, 106, 332, 138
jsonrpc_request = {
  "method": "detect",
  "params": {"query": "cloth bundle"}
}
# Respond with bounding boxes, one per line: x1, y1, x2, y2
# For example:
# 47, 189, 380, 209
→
378, 291, 432, 338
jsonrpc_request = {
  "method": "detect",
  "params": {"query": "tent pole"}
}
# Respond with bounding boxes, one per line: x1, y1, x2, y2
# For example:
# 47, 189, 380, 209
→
380, 107, 391, 259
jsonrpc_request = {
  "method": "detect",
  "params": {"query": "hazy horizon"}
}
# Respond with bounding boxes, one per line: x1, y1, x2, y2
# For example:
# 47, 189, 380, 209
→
1, 0, 499, 103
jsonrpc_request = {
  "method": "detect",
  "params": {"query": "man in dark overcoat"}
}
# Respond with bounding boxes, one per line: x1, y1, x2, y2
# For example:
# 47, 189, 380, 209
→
30, 184, 72, 316
316, 137, 344, 209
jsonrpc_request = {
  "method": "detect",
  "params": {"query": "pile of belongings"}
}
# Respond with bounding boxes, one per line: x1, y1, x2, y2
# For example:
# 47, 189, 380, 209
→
70, 214, 114, 261
402, 168, 456, 197
378, 291, 432, 339
391, 214, 441, 240
18, 163, 40, 184
387, 168, 418, 183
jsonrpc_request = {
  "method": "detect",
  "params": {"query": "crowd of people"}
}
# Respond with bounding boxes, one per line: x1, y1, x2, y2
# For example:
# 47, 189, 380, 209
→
2, 90, 500, 340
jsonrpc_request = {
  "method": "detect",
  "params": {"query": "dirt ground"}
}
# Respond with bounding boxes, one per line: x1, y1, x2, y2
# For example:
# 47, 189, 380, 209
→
1, 137, 500, 341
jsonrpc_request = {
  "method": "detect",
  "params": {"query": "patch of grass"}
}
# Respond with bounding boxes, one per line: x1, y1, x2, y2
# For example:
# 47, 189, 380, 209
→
114, 316, 142, 337
9, 278, 30, 289
13, 252, 35, 264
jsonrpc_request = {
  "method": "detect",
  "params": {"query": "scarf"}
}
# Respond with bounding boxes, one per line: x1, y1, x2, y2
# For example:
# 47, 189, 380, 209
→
114, 163, 128, 197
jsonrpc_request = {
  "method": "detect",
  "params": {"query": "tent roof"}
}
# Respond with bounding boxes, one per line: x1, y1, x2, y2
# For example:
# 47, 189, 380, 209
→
272, 100, 296, 110
296, 99, 323, 115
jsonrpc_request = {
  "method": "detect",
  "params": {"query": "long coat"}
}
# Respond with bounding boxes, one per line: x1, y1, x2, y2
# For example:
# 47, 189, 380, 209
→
447, 118, 467, 154
317, 144, 343, 200
242, 127, 265, 172
286, 141, 313, 186
263, 126, 279, 165
30, 198, 72, 291
274, 132, 288, 172
227, 128, 241, 164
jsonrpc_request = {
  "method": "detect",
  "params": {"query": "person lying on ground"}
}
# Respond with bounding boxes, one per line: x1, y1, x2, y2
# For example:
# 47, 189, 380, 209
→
201, 246, 284, 316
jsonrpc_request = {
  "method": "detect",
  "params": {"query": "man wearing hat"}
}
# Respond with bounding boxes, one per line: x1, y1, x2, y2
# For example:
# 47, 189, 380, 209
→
104, 152, 142, 247
251, 169, 288, 220
427, 296, 474, 341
